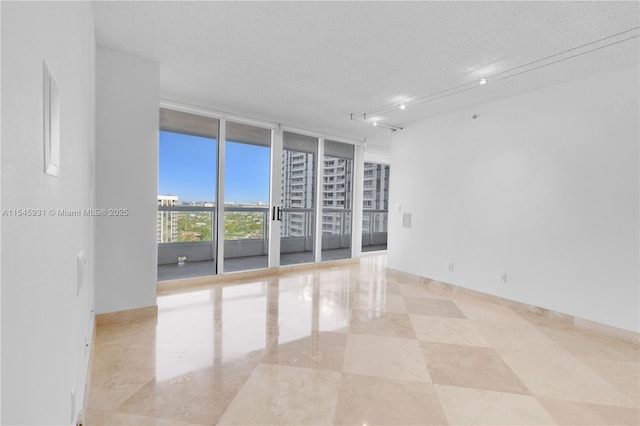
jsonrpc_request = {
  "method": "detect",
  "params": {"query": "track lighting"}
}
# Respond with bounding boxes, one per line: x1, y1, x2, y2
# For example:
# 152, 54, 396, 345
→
350, 27, 639, 132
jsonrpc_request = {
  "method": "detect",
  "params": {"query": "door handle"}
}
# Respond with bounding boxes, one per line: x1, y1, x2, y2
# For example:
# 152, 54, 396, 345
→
272, 206, 283, 221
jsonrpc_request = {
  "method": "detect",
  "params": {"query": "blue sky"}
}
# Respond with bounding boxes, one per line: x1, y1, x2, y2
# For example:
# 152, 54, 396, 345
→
159, 131, 270, 203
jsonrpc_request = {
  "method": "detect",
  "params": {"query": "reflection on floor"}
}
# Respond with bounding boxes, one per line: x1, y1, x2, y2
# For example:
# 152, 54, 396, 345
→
157, 247, 378, 280
88, 255, 639, 425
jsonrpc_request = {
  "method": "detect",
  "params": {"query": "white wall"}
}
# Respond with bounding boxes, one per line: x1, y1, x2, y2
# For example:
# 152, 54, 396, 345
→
95, 47, 159, 314
364, 134, 392, 164
1, 2, 96, 424
388, 65, 639, 332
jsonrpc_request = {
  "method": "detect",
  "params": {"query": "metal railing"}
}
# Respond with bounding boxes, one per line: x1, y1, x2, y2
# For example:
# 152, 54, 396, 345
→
157, 205, 388, 264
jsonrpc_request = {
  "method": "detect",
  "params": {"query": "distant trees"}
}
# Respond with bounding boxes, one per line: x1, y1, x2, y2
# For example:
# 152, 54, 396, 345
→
176, 211, 264, 241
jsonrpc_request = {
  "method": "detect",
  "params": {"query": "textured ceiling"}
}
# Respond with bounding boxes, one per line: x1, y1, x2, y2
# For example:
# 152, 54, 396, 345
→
92, 1, 639, 145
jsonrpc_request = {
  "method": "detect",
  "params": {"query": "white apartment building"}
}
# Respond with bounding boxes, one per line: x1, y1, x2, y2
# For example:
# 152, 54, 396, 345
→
157, 195, 178, 243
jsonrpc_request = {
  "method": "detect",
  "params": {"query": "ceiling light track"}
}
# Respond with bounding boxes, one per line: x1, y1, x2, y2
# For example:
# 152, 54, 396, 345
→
350, 114, 403, 132
352, 26, 640, 129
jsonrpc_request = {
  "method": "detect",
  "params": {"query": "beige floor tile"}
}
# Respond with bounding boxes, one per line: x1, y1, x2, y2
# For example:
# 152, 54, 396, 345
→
421, 342, 530, 394
217, 364, 341, 425
537, 397, 640, 425
536, 323, 639, 363
85, 408, 205, 425
334, 374, 447, 425
348, 309, 416, 339
383, 281, 402, 295
263, 331, 347, 371
403, 297, 466, 318
435, 385, 557, 425
343, 334, 431, 382
351, 292, 408, 314
86, 254, 639, 426
497, 347, 637, 408
88, 344, 158, 411
410, 315, 489, 347
579, 357, 640, 406
354, 278, 401, 295
397, 283, 448, 299
118, 356, 258, 425
455, 299, 567, 352
94, 316, 158, 349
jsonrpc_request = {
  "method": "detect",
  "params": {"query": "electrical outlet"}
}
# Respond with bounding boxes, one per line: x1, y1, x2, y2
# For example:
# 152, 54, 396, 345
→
447, 262, 455, 272
499, 272, 508, 283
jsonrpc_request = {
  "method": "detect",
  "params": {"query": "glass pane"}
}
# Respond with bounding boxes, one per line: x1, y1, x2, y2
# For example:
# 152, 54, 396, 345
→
281, 132, 318, 266
158, 210, 214, 242
157, 109, 218, 281
321, 141, 353, 261
158, 130, 218, 210
362, 162, 390, 252
224, 121, 271, 272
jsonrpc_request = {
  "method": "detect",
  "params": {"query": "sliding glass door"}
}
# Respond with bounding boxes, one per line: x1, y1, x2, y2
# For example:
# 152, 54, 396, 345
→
157, 107, 361, 280
321, 140, 354, 261
280, 132, 318, 266
362, 162, 390, 252
223, 121, 272, 272
157, 108, 218, 280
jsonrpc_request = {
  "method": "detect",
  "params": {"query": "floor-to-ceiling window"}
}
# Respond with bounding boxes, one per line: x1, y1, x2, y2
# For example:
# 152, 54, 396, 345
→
321, 140, 354, 261
223, 121, 272, 272
362, 162, 389, 252
157, 107, 362, 281
280, 132, 318, 266
157, 109, 219, 280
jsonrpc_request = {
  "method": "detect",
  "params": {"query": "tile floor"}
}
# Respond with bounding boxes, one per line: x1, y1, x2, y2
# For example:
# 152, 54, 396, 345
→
86, 255, 639, 425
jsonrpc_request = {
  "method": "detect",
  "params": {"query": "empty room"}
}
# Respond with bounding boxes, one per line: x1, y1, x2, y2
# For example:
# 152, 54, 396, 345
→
1, 1, 639, 425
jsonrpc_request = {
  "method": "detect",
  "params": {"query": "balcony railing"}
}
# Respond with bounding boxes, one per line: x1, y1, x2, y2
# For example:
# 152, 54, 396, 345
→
362, 209, 388, 248
157, 206, 388, 265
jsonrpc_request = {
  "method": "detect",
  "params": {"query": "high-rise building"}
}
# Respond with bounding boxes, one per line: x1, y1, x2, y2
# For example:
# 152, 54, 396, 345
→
321, 156, 353, 235
363, 162, 390, 234
157, 195, 179, 243
280, 150, 355, 237
281, 150, 315, 237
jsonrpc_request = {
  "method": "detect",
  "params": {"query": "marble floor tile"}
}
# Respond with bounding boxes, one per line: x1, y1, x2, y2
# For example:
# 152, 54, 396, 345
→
410, 315, 489, 347
497, 347, 637, 407
86, 255, 639, 425
217, 364, 341, 425
435, 385, 557, 425
85, 408, 206, 425
263, 331, 347, 371
537, 397, 640, 425
87, 343, 158, 411
351, 292, 408, 314
421, 342, 530, 394
455, 299, 567, 353
348, 309, 416, 339
578, 357, 640, 406
535, 322, 639, 363
396, 283, 448, 299
403, 297, 466, 318
117, 355, 258, 425
343, 333, 431, 382
334, 374, 447, 425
